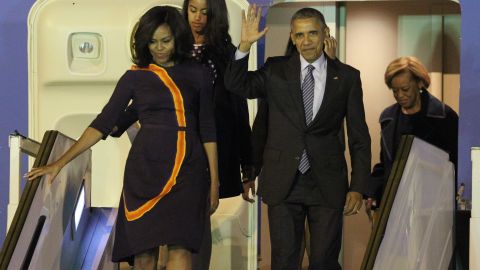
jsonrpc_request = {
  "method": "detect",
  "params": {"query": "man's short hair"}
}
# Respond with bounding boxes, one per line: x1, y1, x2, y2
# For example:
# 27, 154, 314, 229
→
291, 8, 327, 28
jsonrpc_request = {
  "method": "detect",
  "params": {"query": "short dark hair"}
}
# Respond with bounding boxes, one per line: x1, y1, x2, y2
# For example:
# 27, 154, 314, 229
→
291, 8, 327, 28
133, 6, 193, 67
182, 0, 232, 59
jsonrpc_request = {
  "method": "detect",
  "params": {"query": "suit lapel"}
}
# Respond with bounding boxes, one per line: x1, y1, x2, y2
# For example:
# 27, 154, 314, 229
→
283, 53, 306, 127
309, 57, 340, 128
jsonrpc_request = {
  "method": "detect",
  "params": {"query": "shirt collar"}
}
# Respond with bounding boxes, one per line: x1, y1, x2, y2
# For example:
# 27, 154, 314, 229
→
299, 52, 325, 72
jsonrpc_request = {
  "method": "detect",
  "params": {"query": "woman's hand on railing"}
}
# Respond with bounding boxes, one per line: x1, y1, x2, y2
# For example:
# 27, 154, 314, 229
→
25, 163, 62, 184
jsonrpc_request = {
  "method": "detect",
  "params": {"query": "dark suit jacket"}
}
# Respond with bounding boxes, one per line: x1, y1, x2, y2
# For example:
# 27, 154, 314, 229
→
251, 98, 268, 177
369, 90, 458, 200
224, 51, 371, 207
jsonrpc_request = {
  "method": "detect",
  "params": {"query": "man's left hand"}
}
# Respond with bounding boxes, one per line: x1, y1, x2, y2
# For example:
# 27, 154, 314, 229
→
343, 191, 363, 216
242, 179, 256, 203
324, 35, 337, 60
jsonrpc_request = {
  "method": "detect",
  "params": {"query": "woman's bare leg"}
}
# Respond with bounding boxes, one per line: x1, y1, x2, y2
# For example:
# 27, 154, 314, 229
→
305, 223, 311, 257
167, 245, 192, 270
133, 247, 159, 270
298, 221, 311, 269
158, 245, 168, 270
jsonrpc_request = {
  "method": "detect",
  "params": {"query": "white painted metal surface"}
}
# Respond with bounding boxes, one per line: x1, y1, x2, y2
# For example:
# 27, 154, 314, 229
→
7, 134, 40, 232
374, 138, 454, 270
7, 135, 21, 232
470, 147, 480, 270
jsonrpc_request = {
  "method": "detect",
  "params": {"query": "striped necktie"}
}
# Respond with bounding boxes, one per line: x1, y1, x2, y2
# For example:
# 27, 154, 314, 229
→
298, 65, 314, 174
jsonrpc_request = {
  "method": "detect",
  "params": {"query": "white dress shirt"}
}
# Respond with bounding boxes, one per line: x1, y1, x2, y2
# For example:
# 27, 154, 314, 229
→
235, 50, 328, 120
300, 53, 327, 120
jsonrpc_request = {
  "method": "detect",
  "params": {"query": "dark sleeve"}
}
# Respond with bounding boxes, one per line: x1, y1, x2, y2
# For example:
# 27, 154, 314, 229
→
368, 152, 387, 200
345, 70, 372, 195
110, 103, 138, 137
234, 94, 253, 168
224, 53, 269, 99
89, 71, 134, 138
367, 117, 390, 201
445, 108, 459, 186
198, 69, 216, 143
251, 99, 268, 177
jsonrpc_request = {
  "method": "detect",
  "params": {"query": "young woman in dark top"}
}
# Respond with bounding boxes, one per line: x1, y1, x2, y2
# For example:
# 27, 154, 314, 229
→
183, 0, 254, 201
184, 0, 254, 268
27, 6, 219, 270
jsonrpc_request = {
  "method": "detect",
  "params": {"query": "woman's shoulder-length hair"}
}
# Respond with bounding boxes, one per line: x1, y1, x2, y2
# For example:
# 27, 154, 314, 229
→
133, 6, 193, 67
182, 0, 231, 57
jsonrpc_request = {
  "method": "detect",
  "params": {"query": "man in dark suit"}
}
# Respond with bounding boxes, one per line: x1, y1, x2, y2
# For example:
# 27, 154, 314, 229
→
225, 6, 371, 269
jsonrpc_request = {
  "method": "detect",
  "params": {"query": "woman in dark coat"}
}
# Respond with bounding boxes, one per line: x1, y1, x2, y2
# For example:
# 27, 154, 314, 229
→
368, 56, 458, 205
27, 6, 219, 270
183, 0, 254, 200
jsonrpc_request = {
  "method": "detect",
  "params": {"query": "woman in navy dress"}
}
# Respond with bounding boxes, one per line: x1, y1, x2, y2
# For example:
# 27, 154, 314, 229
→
113, 1, 255, 268
27, 6, 219, 270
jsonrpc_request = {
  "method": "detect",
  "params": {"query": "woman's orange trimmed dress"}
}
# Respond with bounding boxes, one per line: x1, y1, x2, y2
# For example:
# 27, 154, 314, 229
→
89, 62, 216, 262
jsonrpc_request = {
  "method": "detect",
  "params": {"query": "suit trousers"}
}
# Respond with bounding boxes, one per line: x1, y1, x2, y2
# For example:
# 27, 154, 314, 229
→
268, 171, 343, 270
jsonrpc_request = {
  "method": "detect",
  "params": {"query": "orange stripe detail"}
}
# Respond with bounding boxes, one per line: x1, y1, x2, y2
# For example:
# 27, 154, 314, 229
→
123, 64, 187, 221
